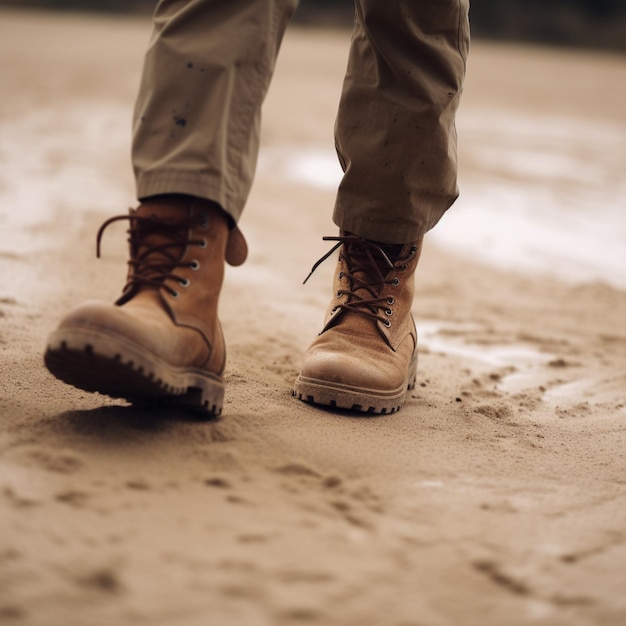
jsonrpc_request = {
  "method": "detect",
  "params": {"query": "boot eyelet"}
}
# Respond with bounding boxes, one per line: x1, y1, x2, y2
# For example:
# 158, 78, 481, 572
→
385, 308, 393, 316
198, 238, 208, 249
170, 290, 180, 299
180, 278, 190, 287
410, 245, 418, 256
336, 291, 342, 299
400, 264, 408, 271
383, 320, 392, 328
190, 260, 200, 271
199, 211, 210, 228
392, 277, 400, 286
387, 297, 395, 305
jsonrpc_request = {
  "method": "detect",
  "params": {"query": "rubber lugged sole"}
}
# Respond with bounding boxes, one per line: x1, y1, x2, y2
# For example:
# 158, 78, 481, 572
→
44, 327, 224, 417
292, 352, 417, 415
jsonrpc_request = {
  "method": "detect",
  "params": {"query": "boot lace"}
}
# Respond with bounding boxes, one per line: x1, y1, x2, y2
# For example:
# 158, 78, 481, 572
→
96, 213, 207, 298
304, 235, 417, 326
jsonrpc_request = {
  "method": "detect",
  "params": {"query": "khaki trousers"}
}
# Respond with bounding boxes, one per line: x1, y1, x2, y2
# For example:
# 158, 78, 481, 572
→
132, 0, 470, 244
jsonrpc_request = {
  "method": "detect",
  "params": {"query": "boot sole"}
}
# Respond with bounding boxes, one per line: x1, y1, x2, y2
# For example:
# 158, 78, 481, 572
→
44, 326, 224, 417
292, 351, 417, 415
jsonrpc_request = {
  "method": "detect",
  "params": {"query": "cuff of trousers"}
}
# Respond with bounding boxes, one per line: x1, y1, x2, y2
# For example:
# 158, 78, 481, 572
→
135, 170, 242, 225
332, 208, 428, 245
333, 194, 458, 245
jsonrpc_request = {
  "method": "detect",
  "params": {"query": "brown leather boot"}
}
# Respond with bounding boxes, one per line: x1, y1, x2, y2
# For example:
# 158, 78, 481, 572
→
293, 234, 422, 414
44, 196, 247, 416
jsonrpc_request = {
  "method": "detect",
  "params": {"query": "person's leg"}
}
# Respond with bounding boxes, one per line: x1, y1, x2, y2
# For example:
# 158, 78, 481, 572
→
133, 0, 298, 223
334, 0, 469, 243
44, 0, 298, 416
294, 0, 470, 414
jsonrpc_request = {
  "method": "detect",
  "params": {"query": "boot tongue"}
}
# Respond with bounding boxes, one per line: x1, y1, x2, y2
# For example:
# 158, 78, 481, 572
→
131, 199, 191, 286
135, 199, 189, 222
341, 239, 418, 319
374, 241, 405, 264
336, 242, 383, 311
344, 238, 401, 289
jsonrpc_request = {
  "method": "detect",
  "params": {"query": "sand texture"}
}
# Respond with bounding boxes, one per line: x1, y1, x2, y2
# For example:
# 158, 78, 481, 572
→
1, 9, 625, 626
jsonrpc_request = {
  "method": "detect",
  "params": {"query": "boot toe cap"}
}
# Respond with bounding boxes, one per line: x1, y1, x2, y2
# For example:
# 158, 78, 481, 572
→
299, 345, 404, 393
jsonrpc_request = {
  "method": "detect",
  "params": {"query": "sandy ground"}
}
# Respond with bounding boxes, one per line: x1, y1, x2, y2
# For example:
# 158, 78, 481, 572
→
1, 9, 626, 626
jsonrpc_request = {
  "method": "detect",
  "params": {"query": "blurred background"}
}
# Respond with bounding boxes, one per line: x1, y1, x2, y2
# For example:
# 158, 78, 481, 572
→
1, 0, 625, 51
1, 0, 624, 287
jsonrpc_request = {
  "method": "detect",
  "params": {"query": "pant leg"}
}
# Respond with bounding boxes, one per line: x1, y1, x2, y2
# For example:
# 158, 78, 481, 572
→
333, 0, 470, 244
132, 0, 298, 223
